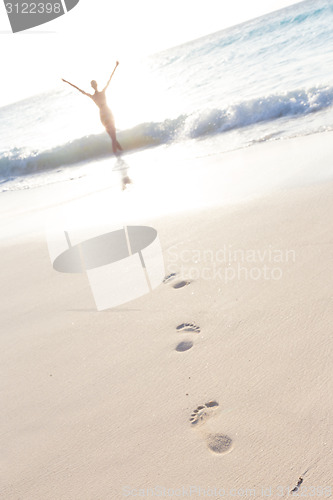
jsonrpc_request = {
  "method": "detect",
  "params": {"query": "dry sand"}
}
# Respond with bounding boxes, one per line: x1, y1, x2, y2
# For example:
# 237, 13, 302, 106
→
1, 132, 333, 499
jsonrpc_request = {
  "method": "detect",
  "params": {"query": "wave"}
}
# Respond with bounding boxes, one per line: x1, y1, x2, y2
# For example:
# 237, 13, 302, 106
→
182, 86, 333, 138
1, 85, 332, 179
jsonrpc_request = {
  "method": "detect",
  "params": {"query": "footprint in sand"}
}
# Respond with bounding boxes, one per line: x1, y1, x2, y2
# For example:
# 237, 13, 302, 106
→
174, 323, 200, 353
163, 273, 191, 289
189, 401, 233, 455
206, 433, 233, 454
189, 401, 219, 425
173, 280, 191, 289
175, 340, 193, 352
177, 323, 201, 333
163, 273, 177, 284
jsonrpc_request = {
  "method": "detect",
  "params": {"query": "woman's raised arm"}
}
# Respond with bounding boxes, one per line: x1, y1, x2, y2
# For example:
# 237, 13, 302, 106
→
102, 61, 119, 92
62, 78, 92, 97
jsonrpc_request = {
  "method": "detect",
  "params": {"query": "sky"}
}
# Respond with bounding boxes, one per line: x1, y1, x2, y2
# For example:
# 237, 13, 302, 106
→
0, 0, 301, 107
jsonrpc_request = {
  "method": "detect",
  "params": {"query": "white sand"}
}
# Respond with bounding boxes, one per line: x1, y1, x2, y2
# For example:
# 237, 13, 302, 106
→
1, 132, 333, 499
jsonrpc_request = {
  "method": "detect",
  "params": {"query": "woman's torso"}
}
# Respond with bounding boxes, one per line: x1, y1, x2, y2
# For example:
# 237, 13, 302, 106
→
91, 90, 108, 109
91, 90, 114, 125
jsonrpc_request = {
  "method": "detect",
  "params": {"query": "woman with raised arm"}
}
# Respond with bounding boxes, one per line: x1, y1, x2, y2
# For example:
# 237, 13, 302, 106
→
62, 61, 123, 155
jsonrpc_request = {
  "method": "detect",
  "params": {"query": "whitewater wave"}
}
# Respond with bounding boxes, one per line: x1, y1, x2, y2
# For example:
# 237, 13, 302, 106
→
182, 86, 333, 138
1, 85, 332, 179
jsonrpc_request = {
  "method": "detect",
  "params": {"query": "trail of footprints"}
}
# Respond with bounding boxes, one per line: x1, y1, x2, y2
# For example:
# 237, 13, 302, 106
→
163, 272, 233, 455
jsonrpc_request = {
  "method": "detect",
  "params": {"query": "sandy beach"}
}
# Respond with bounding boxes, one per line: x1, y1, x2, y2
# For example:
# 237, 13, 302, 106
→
1, 132, 333, 499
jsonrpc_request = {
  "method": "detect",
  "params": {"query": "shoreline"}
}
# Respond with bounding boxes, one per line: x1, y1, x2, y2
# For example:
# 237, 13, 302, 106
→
1, 130, 333, 245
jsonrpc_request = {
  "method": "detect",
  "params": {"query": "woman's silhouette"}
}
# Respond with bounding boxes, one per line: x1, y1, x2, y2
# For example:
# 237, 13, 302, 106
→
62, 61, 122, 155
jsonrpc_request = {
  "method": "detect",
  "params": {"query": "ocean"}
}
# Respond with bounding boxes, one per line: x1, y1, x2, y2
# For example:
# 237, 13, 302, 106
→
1, 0, 333, 192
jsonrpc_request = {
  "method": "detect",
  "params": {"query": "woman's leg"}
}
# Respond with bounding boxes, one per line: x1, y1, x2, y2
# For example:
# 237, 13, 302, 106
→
106, 125, 122, 154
